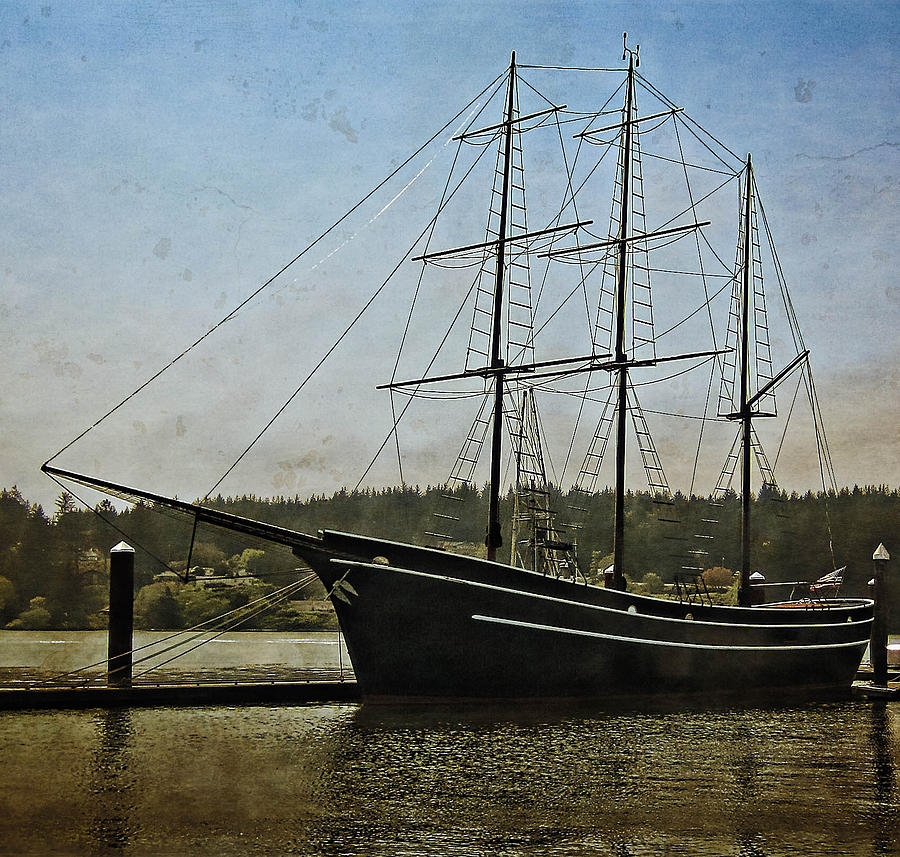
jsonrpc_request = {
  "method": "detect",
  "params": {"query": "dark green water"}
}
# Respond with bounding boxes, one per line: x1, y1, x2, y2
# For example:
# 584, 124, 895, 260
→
0, 633, 897, 855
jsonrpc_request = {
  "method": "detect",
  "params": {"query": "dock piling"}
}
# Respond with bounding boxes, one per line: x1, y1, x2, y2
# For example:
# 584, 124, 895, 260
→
107, 541, 135, 687
870, 543, 891, 687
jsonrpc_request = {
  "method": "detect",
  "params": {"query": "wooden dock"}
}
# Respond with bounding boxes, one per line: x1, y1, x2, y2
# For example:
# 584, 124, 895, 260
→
0, 679, 360, 711
851, 665, 900, 699
852, 682, 899, 699
2, 667, 893, 710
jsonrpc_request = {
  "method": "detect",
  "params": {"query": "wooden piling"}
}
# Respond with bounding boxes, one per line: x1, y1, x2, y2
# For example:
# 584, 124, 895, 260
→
870, 543, 890, 687
107, 541, 135, 687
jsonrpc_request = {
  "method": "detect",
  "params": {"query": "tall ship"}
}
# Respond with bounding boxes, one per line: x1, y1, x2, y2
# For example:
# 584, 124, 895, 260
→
45, 39, 873, 700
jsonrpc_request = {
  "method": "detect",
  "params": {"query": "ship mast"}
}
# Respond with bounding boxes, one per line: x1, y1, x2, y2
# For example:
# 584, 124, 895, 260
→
609, 45, 637, 591
547, 36, 716, 587
390, 56, 592, 556
719, 154, 810, 605
737, 154, 754, 606
485, 51, 517, 562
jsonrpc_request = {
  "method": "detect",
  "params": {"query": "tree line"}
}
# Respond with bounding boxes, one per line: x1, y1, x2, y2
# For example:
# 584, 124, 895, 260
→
0, 482, 896, 630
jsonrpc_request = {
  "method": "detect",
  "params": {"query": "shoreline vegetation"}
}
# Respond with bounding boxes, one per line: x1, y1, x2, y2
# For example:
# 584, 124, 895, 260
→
0, 483, 896, 632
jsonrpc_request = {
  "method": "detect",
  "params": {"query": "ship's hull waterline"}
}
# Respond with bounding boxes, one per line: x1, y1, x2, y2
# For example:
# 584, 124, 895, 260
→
36, 466, 875, 702
295, 530, 874, 701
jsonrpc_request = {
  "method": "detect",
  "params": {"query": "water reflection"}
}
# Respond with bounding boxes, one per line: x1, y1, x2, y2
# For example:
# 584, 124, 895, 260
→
2, 699, 899, 856
868, 704, 898, 854
87, 709, 138, 851
297, 700, 900, 856
736, 836, 768, 857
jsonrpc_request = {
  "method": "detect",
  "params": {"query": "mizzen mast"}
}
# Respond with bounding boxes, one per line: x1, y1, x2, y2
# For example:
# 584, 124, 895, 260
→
737, 153, 755, 606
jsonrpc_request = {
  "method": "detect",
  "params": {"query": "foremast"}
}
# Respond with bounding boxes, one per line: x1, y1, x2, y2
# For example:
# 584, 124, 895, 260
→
485, 51, 517, 561
387, 54, 610, 561
737, 153, 755, 606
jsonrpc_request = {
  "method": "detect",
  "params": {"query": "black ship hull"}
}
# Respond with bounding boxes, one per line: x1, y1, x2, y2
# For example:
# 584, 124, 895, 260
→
294, 529, 874, 701
34, 465, 875, 703
40, 49, 872, 707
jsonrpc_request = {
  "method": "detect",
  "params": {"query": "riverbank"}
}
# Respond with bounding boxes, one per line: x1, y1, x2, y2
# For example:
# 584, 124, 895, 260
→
3, 595, 340, 634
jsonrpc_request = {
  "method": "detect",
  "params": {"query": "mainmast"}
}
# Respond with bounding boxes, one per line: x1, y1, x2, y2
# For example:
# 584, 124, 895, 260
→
547, 35, 715, 588
485, 51, 517, 562
610, 45, 637, 591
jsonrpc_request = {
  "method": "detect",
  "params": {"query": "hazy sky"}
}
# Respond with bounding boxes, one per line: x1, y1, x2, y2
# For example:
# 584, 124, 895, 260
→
1, 0, 897, 510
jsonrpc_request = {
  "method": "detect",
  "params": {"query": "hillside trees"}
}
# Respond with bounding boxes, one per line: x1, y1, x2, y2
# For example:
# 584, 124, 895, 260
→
0, 483, 896, 629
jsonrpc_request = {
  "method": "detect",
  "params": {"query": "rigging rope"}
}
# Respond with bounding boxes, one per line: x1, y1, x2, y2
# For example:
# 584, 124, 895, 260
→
522, 88, 605, 364
756, 178, 840, 561
129, 577, 311, 673
536, 382, 729, 422
689, 359, 719, 497
641, 149, 738, 176
518, 65, 626, 72
635, 72, 742, 166
628, 354, 719, 387
387, 134, 471, 486
204, 122, 497, 501
45, 470, 184, 580
130, 578, 311, 681
373, 69, 616, 495
43, 70, 505, 472
353, 255, 486, 491
40, 574, 316, 685
289, 96, 489, 288
773, 371, 803, 472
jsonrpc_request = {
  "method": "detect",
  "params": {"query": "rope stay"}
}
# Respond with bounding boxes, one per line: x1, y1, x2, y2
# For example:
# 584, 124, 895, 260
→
39, 573, 319, 687
43, 54, 844, 583
385, 57, 760, 553
44, 72, 505, 474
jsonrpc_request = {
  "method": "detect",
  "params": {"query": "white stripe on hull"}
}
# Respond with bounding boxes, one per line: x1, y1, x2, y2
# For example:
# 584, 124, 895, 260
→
333, 559, 872, 633
472, 614, 871, 652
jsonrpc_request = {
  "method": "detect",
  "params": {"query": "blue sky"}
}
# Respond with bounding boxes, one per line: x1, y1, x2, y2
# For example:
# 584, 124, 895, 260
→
1, 0, 897, 508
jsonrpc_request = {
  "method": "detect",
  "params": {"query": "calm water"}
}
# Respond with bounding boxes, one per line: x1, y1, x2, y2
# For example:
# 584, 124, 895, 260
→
0, 632, 897, 856
0, 629, 353, 685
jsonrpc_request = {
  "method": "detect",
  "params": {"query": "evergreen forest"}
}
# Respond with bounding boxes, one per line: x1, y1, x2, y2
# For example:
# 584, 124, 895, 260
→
0, 483, 896, 631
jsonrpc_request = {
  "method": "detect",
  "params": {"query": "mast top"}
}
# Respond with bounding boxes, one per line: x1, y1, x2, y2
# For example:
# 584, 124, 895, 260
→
622, 32, 640, 66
